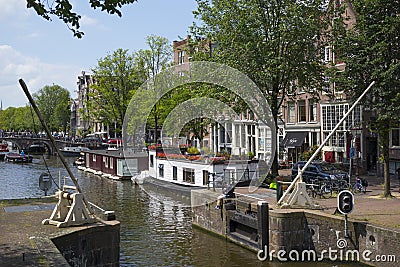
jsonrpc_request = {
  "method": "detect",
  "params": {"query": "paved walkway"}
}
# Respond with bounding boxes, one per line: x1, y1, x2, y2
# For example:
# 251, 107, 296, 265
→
0, 198, 70, 267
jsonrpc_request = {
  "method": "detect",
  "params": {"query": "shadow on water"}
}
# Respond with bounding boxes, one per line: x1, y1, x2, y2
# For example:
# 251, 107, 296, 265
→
0, 156, 366, 267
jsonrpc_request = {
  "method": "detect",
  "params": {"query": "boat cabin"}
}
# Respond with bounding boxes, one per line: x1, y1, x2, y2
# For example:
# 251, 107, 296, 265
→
82, 149, 148, 180
148, 149, 265, 188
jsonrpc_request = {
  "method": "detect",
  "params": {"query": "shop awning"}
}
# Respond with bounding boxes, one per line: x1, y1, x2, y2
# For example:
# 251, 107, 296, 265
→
281, 132, 308, 148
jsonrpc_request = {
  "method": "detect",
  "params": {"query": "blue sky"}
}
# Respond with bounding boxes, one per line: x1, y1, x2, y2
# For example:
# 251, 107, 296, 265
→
0, 0, 197, 109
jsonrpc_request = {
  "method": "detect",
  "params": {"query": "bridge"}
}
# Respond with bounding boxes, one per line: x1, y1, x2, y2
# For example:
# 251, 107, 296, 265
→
0, 136, 83, 155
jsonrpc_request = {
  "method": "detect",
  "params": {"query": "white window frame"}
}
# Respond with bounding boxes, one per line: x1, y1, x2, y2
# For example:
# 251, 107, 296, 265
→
324, 46, 331, 62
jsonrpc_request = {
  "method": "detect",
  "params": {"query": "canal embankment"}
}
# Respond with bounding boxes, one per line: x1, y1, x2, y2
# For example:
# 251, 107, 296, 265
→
0, 198, 120, 267
191, 175, 400, 267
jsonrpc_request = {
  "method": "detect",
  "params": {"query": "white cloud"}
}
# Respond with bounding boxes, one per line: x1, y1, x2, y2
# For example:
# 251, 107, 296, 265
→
0, 45, 80, 108
0, 0, 29, 20
80, 15, 98, 26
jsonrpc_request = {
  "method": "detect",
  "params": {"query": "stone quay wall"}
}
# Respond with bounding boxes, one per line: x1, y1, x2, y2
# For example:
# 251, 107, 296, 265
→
191, 189, 400, 267
51, 220, 120, 267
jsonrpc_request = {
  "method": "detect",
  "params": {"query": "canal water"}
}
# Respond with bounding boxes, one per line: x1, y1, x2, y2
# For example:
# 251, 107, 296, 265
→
0, 156, 364, 267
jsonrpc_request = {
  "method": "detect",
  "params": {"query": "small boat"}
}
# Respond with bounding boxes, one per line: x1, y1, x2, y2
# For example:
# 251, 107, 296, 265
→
5, 152, 33, 163
60, 146, 90, 157
0, 143, 9, 160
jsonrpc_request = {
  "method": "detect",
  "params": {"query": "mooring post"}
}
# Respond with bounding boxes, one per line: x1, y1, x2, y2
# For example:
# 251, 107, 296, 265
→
257, 201, 269, 253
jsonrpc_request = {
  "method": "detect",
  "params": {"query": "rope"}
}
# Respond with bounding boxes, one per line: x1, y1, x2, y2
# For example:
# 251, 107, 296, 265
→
28, 104, 60, 190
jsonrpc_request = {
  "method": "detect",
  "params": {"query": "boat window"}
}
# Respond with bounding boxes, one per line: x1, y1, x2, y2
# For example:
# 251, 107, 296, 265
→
173, 166, 177, 180
150, 155, 154, 167
203, 170, 209, 186
92, 154, 96, 162
183, 168, 195, 184
159, 164, 164, 178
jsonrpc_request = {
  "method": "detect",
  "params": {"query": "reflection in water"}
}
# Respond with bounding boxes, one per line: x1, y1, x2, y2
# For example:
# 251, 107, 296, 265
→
0, 156, 362, 267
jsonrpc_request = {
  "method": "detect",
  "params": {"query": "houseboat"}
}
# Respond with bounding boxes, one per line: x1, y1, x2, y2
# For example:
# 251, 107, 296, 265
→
0, 143, 9, 160
146, 148, 267, 189
78, 149, 148, 180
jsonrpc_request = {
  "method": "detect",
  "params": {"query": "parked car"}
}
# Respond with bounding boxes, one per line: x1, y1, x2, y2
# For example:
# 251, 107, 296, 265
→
82, 136, 101, 143
291, 161, 349, 183
107, 138, 122, 145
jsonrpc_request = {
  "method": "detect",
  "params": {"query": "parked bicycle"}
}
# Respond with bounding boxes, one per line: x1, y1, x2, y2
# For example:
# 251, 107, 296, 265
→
306, 178, 332, 198
352, 176, 368, 194
331, 178, 350, 194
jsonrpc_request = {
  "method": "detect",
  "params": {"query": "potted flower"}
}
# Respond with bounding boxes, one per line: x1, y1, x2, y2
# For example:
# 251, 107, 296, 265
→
247, 151, 255, 160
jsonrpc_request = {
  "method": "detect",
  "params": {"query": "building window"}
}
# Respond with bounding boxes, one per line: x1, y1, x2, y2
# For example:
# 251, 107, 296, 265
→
324, 46, 331, 62
183, 168, 195, 184
258, 128, 265, 151
308, 100, 317, 122
178, 50, 185, 65
392, 129, 400, 147
322, 76, 330, 93
311, 132, 318, 146
298, 100, 306, 122
158, 164, 164, 178
235, 125, 240, 146
287, 102, 295, 123
173, 166, 177, 180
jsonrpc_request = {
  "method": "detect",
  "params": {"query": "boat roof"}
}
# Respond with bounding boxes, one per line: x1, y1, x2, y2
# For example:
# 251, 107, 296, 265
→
84, 149, 148, 159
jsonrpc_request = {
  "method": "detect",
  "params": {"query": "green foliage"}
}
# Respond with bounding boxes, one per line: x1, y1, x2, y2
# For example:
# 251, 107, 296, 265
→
26, 0, 138, 38
33, 84, 71, 131
187, 146, 200, 155
0, 106, 39, 131
303, 145, 322, 161
333, 0, 400, 119
88, 48, 146, 131
192, 0, 328, 174
135, 35, 172, 142
332, 0, 400, 197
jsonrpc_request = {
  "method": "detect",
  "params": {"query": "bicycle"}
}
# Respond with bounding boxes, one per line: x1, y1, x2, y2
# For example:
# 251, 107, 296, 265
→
307, 178, 332, 198
331, 178, 350, 194
352, 176, 367, 194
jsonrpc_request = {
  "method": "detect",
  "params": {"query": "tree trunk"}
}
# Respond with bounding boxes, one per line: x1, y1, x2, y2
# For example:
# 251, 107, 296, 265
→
271, 114, 279, 177
383, 158, 391, 197
379, 124, 391, 197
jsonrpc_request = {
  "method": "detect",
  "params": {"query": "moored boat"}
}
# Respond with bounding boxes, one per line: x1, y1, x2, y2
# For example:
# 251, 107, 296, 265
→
60, 146, 90, 157
147, 148, 265, 189
0, 143, 9, 160
27, 143, 46, 154
73, 156, 85, 166
5, 152, 33, 163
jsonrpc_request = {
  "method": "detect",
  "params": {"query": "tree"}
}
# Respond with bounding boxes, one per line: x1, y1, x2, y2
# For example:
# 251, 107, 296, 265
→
333, 0, 400, 197
0, 106, 38, 131
26, 0, 138, 38
88, 48, 146, 136
33, 85, 71, 132
192, 0, 328, 175
136, 35, 172, 144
